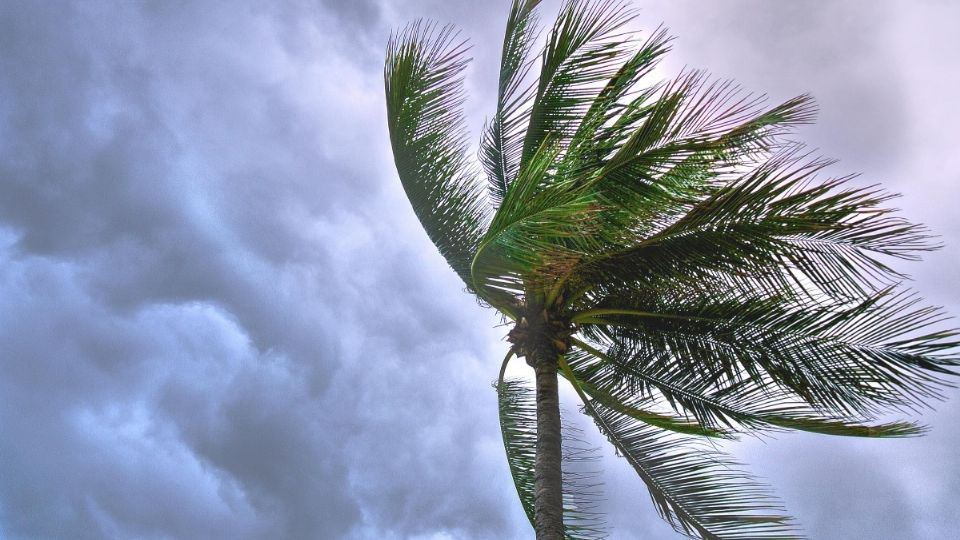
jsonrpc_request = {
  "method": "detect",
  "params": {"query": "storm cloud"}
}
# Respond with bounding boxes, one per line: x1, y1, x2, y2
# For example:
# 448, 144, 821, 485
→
1, 1, 958, 539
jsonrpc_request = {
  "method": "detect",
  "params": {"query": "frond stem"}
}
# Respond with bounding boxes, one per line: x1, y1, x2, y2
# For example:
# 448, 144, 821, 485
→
499, 346, 518, 385
572, 308, 716, 324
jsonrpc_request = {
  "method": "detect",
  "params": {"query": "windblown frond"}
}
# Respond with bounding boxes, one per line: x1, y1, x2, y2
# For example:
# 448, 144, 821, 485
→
559, 348, 733, 439
385, 22, 488, 289
562, 358, 803, 539
522, 0, 639, 164
481, 0, 543, 206
561, 25, 672, 173
597, 76, 815, 178
497, 377, 539, 524
497, 354, 607, 539
573, 286, 959, 419
568, 338, 927, 439
472, 138, 600, 313
575, 145, 937, 303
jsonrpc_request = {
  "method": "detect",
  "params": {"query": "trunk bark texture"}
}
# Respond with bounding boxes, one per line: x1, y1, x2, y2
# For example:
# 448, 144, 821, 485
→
532, 349, 564, 539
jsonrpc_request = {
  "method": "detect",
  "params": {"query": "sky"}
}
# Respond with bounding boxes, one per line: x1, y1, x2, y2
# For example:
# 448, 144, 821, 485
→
0, 1, 958, 539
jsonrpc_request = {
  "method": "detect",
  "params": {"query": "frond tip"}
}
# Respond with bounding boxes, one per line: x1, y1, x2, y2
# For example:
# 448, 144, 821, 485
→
481, 0, 544, 206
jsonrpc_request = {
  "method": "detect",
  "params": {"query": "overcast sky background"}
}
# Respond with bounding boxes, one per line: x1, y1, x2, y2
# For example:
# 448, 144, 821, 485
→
1, 1, 958, 539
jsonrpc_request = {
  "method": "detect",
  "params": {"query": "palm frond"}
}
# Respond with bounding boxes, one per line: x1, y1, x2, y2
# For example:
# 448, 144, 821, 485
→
522, 0, 638, 165
561, 358, 803, 540
528, 77, 817, 302
472, 138, 601, 310
599, 73, 811, 177
569, 338, 926, 438
572, 287, 959, 418
559, 348, 733, 439
481, 0, 544, 206
561, 26, 672, 173
385, 22, 489, 290
497, 377, 539, 525
497, 352, 608, 539
576, 146, 937, 303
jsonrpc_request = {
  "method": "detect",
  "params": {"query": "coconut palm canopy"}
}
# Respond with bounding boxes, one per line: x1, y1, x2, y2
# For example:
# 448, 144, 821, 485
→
385, 0, 958, 538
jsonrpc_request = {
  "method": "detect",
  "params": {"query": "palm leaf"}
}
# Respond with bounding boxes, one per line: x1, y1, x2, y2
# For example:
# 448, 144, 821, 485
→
561, 26, 672, 174
497, 377, 539, 525
522, 0, 638, 164
481, 0, 544, 206
561, 358, 803, 540
598, 73, 812, 178
497, 353, 607, 539
472, 138, 602, 310
577, 146, 936, 303
385, 22, 489, 289
538, 80, 818, 303
569, 338, 926, 438
558, 348, 733, 439
572, 288, 959, 418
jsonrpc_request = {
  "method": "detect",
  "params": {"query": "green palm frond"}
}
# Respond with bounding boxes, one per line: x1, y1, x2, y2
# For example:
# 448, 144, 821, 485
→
497, 353, 608, 539
497, 376, 539, 525
481, 0, 543, 206
569, 338, 926, 438
385, 22, 489, 289
598, 74, 814, 180
560, 26, 672, 173
573, 287, 959, 418
472, 138, 601, 311
575, 146, 937, 303
558, 347, 732, 439
522, 0, 638, 165
561, 358, 803, 540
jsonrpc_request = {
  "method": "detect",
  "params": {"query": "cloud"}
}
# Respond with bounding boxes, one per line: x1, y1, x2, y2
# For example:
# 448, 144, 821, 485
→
0, 1, 528, 538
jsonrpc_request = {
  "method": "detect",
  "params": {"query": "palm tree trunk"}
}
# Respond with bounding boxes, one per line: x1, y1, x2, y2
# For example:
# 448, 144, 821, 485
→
533, 349, 564, 539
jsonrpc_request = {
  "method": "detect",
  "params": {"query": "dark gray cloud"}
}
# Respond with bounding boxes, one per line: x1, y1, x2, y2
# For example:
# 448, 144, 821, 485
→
0, 1, 523, 538
1, 1, 958, 539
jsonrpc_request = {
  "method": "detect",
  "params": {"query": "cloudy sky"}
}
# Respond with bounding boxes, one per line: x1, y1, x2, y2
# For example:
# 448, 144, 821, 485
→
1, 1, 958, 539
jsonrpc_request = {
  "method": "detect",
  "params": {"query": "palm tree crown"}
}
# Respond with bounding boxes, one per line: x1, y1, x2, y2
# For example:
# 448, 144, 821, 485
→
384, 1, 958, 538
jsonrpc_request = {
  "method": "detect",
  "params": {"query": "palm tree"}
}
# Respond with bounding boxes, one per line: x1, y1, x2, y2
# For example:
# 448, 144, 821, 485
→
384, 1, 959, 538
